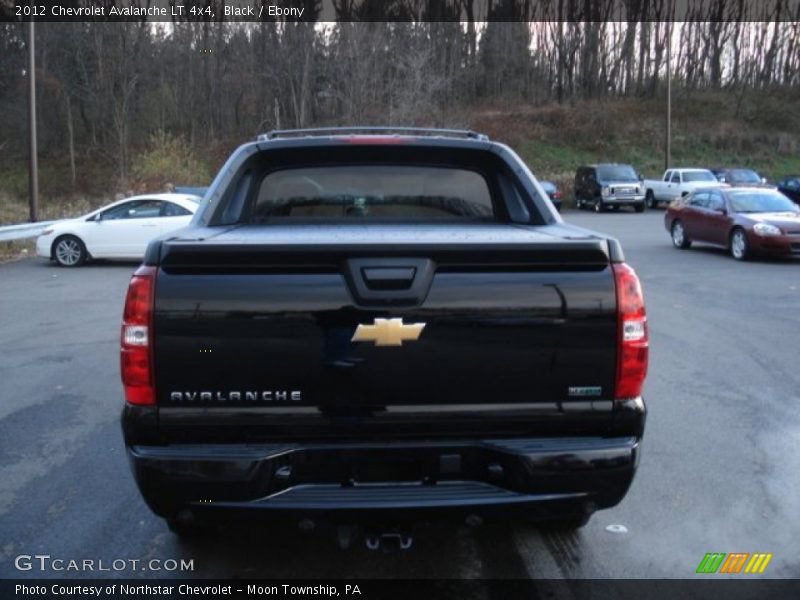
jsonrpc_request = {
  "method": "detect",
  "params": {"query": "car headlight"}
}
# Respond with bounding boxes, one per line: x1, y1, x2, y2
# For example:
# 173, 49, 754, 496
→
601, 186, 610, 197
753, 223, 782, 236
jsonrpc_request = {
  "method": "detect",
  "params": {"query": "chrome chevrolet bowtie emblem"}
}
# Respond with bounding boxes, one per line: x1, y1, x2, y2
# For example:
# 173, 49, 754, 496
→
351, 318, 426, 347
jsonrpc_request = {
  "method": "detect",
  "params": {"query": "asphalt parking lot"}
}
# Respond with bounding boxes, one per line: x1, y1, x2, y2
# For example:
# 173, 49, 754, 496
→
1, 210, 799, 581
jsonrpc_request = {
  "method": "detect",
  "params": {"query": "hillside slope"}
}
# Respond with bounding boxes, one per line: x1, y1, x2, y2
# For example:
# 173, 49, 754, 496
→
2, 90, 799, 222
471, 89, 800, 206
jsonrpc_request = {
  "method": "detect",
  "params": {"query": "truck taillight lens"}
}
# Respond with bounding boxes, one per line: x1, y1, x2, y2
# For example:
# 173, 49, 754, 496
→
121, 266, 156, 405
613, 263, 648, 400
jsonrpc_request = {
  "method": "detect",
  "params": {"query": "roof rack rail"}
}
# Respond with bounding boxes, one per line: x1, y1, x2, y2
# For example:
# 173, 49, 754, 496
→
257, 127, 489, 142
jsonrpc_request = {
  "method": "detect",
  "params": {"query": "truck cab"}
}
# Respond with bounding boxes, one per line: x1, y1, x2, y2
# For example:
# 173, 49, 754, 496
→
645, 168, 726, 208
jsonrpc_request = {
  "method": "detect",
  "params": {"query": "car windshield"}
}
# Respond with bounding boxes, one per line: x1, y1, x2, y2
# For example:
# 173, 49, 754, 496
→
253, 165, 494, 220
540, 181, 556, 192
727, 169, 761, 183
596, 166, 638, 182
682, 171, 718, 182
729, 191, 799, 213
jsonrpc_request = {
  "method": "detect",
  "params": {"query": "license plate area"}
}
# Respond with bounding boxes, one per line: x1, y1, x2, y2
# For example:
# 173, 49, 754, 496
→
290, 450, 436, 485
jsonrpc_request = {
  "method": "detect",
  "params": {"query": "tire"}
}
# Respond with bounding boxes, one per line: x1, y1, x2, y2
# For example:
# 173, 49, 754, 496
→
635, 202, 645, 213
53, 235, 87, 267
594, 199, 604, 213
730, 228, 750, 261
166, 516, 214, 539
645, 190, 657, 209
671, 220, 691, 249
575, 195, 583, 210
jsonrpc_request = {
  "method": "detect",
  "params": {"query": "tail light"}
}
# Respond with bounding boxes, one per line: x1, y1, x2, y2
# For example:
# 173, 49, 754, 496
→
121, 266, 156, 405
612, 263, 648, 399
553, 190, 562, 199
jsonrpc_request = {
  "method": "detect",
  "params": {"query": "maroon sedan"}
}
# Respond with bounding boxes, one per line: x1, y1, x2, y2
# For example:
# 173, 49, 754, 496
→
665, 187, 800, 260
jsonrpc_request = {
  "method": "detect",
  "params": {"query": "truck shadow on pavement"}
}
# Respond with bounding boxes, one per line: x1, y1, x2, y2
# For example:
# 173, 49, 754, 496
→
166, 520, 542, 579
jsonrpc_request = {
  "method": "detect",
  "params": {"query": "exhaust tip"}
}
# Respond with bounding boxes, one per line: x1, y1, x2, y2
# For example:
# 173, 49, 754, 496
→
365, 531, 413, 552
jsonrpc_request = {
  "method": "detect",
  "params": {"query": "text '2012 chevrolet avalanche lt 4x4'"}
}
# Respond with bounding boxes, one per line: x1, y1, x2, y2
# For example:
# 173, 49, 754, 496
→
120, 127, 648, 542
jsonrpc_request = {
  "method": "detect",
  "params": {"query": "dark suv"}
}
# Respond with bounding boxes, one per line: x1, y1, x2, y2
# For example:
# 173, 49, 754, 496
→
575, 164, 645, 213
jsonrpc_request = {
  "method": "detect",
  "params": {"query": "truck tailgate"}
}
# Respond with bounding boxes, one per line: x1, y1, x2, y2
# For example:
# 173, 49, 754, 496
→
152, 224, 618, 441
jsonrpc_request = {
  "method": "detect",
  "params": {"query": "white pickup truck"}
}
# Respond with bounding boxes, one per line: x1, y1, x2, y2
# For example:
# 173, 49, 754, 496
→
644, 169, 727, 208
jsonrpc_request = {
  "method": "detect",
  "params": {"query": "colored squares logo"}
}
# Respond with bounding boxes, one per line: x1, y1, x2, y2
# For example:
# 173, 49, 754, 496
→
696, 553, 772, 574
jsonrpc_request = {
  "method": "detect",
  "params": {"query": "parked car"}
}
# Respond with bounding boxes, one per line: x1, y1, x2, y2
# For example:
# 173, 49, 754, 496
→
776, 175, 800, 205
574, 163, 645, 212
121, 127, 648, 539
539, 180, 562, 211
36, 193, 201, 267
664, 187, 800, 260
644, 168, 726, 209
173, 186, 209, 197
709, 168, 769, 187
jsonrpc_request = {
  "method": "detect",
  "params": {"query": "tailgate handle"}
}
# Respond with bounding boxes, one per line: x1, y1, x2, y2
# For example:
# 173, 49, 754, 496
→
361, 267, 416, 290
344, 258, 436, 306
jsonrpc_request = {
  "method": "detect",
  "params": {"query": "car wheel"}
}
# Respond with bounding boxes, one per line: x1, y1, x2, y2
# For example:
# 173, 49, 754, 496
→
730, 228, 749, 261
671, 220, 691, 249
575, 196, 583, 210
646, 190, 656, 209
635, 202, 645, 213
53, 235, 87, 267
594, 199, 604, 213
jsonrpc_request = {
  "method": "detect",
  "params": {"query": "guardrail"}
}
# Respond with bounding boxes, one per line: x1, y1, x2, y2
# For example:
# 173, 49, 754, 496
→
0, 221, 57, 242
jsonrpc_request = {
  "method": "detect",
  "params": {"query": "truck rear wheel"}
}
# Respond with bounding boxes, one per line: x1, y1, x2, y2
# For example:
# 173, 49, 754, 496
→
166, 514, 215, 539
645, 190, 657, 209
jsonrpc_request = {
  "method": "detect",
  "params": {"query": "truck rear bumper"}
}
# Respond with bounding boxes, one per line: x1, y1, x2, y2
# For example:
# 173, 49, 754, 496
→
127, 435, 642, 523
603, 195, 645, 205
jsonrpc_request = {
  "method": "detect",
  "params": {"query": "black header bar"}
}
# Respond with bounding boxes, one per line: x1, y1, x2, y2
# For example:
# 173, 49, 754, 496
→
3, 0, 799, 23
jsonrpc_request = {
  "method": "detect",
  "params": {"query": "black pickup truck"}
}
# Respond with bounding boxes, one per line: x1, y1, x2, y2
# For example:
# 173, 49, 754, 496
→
120, 128, 648, 541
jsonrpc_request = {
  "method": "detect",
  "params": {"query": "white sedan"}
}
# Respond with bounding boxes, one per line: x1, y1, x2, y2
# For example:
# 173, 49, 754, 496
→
37, 193, 202, 267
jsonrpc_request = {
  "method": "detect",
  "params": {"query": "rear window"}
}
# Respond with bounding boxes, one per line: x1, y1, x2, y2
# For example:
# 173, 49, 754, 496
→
251, 166, 494, 221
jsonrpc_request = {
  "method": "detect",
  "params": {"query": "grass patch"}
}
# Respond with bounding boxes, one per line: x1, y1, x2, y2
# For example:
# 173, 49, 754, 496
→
132, 133, 212, 191
0, 239, 35, 264
0, 192, 99, 226
490, 92, 800, 208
